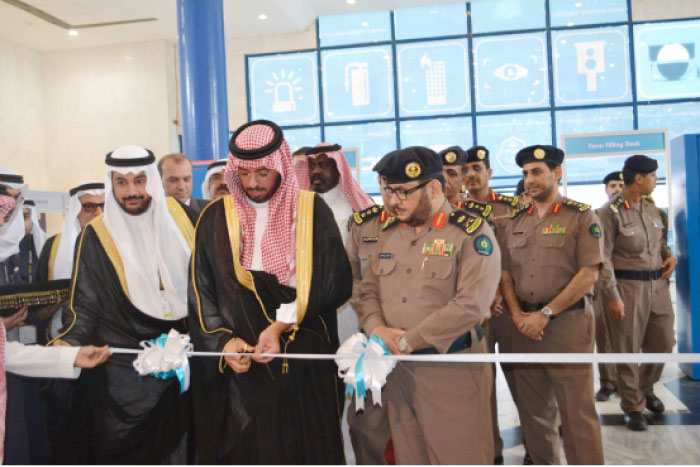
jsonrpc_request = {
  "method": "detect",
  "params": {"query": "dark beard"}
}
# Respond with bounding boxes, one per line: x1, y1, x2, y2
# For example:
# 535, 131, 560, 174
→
403, 191, 433, 227
117, 196, 152, 215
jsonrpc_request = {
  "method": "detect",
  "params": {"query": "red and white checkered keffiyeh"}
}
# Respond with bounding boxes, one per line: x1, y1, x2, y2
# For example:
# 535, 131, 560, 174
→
0, 195, 15, 220
297, 143, 373, 212
0, 320, 6, 464
224, 124, 299, 286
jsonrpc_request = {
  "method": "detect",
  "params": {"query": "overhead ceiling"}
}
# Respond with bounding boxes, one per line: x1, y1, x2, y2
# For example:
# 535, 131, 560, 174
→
0, 0, 459, 52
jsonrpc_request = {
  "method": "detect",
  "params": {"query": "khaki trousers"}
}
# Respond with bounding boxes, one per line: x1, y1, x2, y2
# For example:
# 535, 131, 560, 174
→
485, 311, 521, 458
512, 302, 604, 465
347, 393, 391, 464
593, 283, 617, 389
385, 335, 494, 465
608, 278, 675, 413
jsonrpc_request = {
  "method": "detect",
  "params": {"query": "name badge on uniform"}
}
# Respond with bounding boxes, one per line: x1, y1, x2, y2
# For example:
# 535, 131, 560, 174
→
512, 231, 525, 237
542, 224, 567, 235
422, 239, 454, 256
623, 221, 636, 228
378, 252, 393, 259
362, 236, 378, 243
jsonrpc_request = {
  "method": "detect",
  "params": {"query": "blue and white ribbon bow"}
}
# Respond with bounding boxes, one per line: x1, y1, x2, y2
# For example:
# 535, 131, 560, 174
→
132, 329, 192, 393
335, 333, 397, 411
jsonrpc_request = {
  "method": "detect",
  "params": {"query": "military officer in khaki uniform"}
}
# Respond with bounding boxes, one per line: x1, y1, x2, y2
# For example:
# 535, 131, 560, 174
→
358, 146, 501, 465
594, 171, 625, 402
598, 155, 676, 431
437, 145, 468, 209
500, 145, 604, 465
345, 157, 394, 465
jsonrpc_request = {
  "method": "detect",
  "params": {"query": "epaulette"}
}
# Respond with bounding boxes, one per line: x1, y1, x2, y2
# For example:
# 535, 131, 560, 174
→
609, 196, 625, 214
502, 203, 531, 220
491, 192, 519, 207
562, 198, 591, 212
381, 216, 399, 231
461, 200, 492, 219
448, 210, 483, 235
643, 194, 655, 204
352, 204, 383, 225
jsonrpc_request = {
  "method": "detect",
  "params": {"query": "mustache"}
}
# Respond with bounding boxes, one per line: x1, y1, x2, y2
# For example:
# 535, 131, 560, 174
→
123, 195, 145, 201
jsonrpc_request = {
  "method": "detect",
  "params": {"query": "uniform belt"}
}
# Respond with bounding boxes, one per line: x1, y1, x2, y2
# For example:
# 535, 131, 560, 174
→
519, 297, 586, 313
412, 324, 483, 355
614, 268, 663, 281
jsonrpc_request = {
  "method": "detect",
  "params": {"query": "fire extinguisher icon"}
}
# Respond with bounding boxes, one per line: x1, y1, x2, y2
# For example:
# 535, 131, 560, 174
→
344, 62, 370, 107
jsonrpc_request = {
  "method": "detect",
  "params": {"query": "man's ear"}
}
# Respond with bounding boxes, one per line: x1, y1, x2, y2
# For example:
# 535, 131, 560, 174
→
553, 165, 563, 182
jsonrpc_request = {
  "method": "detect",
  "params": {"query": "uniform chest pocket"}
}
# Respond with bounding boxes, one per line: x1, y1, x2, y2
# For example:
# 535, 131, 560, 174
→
618, 226, 645, 253
536, 234, 569, 267
538, 234, 566, 249
421, 256, 454, 280
507, 235, 528, 250
507, 235, 528, 265
371, 256, 397, 276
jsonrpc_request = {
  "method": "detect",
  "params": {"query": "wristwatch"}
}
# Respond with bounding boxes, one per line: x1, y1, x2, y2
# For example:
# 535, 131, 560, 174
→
397, 335, 410, 353
541, 306, 556, 320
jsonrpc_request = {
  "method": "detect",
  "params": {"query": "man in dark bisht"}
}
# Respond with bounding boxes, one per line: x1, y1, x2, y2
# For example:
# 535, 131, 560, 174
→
188, 119, 351, 464
50, 145, 198, 463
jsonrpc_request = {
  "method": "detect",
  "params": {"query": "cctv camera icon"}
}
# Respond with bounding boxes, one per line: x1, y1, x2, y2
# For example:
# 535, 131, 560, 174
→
574, 41, 606, 92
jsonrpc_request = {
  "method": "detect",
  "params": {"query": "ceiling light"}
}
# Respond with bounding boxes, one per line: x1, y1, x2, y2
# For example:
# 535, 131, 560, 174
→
347, 0, 356, 4
258, 13, 268, 20
67, 29, 79, 36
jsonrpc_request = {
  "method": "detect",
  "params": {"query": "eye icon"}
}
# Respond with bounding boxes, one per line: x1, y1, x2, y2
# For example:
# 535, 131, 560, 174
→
493, 63, 529, 81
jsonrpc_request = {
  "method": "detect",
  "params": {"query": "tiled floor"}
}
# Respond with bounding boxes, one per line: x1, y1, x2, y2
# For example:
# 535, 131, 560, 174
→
497, 361, 700, 465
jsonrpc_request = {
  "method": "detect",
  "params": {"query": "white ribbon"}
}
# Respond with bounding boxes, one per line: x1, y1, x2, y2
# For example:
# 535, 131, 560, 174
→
132, 329, 192, 392
335, 333, 396, 411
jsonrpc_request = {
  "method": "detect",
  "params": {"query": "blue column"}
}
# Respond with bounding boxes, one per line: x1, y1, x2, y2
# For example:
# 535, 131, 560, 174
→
177, 0, 229, 161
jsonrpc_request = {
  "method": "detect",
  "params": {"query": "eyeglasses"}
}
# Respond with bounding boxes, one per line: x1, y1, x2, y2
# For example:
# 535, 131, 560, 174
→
383, 180, 430, 201
81, 202, 104, 213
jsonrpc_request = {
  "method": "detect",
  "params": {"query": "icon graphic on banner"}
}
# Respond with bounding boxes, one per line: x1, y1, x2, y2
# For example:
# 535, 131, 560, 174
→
420, 53, 447, 106
345, 62, 371, 107
496, 136, 526, 174
574, 41, 606, 92
649, 43, 696, 81
264, 68, 303, 113
493, 63, 529, 81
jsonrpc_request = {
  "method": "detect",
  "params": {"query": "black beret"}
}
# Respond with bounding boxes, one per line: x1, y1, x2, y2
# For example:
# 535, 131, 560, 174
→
515, 145, 565, 167
372, 152, 392, 174
466, 146, 489, 164
437, 146, 467, 166
623, 155, 658, 174
515, 179, 526, 196
379, 146, 444, 184
602, 171, 623, 185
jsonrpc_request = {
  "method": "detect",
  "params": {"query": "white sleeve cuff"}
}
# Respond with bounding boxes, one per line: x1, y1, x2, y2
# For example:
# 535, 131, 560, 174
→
277, 300, 298, 324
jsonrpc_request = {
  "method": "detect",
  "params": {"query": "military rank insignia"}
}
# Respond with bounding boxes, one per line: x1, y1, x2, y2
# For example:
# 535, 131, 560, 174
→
474, 234, 493, 256
422, 239, 454, 256
542, 224, 567, 235
589, 223, 602, 238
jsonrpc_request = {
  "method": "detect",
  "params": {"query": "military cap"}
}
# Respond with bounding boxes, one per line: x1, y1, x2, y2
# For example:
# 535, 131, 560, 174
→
515, 145, 565, 168
466, 145, 489, 164
515, 179, 526, 196
372, 152, 392, 174
380, 146, 444, 184
438, 146, 467, 166
623, 155, 658, 174
602, 171, 623, 185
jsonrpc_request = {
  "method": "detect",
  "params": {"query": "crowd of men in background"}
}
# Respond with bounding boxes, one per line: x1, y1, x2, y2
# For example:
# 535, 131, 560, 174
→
0, 118, 676, 465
